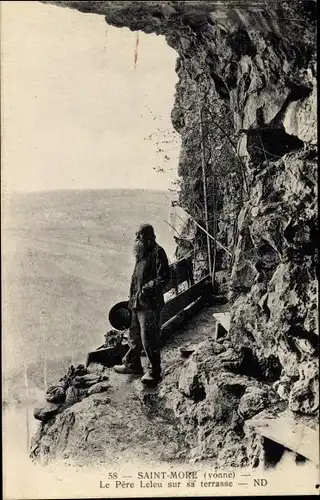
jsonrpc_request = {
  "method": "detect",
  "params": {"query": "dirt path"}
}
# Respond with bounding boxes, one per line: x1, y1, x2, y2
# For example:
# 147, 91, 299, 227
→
42, 304, 227, 468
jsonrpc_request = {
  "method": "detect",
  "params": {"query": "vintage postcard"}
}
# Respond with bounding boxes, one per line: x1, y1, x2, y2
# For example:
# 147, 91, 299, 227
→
1, 0, 319, 498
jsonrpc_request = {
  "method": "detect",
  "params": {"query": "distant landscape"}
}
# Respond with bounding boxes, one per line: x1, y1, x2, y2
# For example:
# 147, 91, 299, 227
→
2, 189, 176, 403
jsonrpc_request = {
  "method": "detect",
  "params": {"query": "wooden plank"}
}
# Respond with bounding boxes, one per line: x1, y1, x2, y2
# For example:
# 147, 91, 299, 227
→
161, 276, 210, 326
245, 416, 319, 464
161, 298, 201, 331
213, 312, 231, 332
160, 296, 206, 342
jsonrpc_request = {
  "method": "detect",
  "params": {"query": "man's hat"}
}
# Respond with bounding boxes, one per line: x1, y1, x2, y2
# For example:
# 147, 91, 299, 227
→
136, 223, 155, 239
108, 301, 132, 331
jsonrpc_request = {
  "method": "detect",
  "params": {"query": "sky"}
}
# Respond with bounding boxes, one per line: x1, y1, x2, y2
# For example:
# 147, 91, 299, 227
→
1, 1, 180, 192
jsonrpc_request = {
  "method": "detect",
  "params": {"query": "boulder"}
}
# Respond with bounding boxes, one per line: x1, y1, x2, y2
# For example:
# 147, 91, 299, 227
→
87, 363, 107, 374
46, 385, 66, 404
178, 359, 203, 399
289, 359, 319, 415
73, 373, 108, 388
238, 387, 269, 420
283, 82, 317, 144
34, 402, 61, 422
87, 381, 111, 396
64, 386, 80, 407
273, 375, 292, 400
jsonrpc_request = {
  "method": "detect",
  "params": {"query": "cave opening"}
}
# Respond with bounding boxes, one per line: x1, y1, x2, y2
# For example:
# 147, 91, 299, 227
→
233, 347, 283, 383
246, 126, 305, 164
263, 437, 286, 468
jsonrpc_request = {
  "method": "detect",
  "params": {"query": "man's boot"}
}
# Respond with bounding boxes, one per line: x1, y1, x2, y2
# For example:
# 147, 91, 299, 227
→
114, 364, 143, 375
141, 370, 162, 387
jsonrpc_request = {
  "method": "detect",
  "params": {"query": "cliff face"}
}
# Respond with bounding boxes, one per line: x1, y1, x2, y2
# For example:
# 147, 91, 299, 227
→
36, 0, 317, 465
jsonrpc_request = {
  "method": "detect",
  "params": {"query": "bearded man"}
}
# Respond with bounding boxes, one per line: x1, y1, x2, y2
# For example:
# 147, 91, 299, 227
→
114, 224, 170, 386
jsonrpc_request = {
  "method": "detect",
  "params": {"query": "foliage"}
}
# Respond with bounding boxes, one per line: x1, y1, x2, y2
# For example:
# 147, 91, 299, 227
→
142, 107, 180, 182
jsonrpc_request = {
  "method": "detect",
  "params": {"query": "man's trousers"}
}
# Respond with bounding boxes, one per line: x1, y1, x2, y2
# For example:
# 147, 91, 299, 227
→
122, 308, 161, 378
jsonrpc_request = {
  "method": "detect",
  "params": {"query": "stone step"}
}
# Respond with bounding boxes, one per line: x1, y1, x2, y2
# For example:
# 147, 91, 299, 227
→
245, 414, 319, 465
213, 312, 231, 340
213, 312, 231, 331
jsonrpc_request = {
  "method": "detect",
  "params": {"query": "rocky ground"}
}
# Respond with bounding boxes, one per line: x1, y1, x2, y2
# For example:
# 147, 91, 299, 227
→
31, 301, 317, 470
31, 304, 231, 467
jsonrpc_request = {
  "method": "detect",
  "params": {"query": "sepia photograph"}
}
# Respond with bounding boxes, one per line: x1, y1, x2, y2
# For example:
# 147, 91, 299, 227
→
1, 0, 318, 498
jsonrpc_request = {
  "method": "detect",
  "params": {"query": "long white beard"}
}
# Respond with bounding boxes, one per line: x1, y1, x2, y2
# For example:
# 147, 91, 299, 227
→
134, 240, 148, 261
134, 239, 155, 262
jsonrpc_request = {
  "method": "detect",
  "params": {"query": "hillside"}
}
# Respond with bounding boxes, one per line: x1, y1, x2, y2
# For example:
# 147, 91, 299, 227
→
2, 188, 176, 399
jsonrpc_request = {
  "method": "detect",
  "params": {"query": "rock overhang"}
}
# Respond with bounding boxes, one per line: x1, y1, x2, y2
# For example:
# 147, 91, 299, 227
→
39, 0, 316, 46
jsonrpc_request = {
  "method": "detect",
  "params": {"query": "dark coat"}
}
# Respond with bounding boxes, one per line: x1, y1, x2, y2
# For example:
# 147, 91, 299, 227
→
129, 244, 170, 310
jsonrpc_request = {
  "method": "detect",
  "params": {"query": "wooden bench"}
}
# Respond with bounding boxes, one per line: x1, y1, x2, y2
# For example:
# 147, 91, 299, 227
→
86, 257, 212, 367
245, 413, 319, 465
160, 256, 211, 332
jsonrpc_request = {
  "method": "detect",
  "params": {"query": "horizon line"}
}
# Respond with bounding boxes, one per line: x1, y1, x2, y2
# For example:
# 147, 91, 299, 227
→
3, 186, 179, 196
